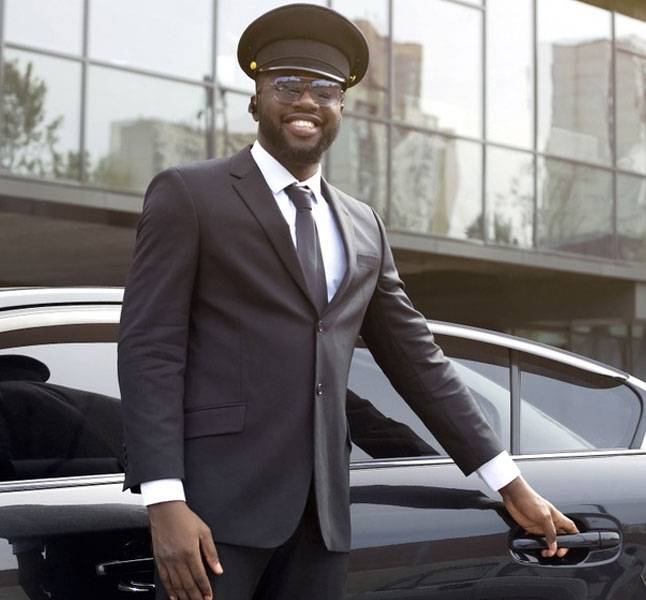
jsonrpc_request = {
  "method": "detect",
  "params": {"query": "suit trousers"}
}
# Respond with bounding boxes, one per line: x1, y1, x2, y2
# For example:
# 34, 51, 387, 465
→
154, 483, 350, 599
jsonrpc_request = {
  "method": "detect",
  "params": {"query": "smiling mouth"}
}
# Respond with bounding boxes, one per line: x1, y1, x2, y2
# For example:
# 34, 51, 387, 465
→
284, 117, 321, 137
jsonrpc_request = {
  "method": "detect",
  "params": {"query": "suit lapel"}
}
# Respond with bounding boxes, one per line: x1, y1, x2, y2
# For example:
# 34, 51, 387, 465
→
321, 179, 357, 313
230, 148, 314, 309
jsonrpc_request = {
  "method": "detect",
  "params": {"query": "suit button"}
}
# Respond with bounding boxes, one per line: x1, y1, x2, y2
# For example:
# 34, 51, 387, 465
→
316, 383, 324, 396
317, 321, 324, 333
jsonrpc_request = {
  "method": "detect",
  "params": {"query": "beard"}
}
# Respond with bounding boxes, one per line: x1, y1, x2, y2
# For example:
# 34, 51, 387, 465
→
257, 112, 341, 165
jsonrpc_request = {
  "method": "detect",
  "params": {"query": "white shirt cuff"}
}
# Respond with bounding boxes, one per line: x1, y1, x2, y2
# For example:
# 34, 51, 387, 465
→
476, 451, 520, 491
140, 478, 186, 506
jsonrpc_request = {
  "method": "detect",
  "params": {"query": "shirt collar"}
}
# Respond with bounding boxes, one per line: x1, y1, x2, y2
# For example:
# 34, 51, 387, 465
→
250, 140, 322, 199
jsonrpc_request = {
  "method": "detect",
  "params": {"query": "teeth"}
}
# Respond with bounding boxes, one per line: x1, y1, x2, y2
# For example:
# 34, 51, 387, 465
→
291, 120, 316, 128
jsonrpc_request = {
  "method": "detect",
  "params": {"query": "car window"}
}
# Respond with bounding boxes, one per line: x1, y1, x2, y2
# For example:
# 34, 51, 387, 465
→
348, 335, 511, 461
519, 354, 642, 453
0, 342, 123, 482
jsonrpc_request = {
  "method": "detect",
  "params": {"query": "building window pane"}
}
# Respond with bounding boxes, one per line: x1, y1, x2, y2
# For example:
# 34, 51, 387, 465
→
86, 67, 209, 192
618, 173, 646, 261
571, 322, 629, 372
1, 50, 81, 181
215, 91, 257, 157
5, 0, 83, 55
332, 0, 389, 118
486, 147, 534, 248
217, 1, 326, 93
89, 0, 213, 80
537, 159, 613, 258
393, 0, 482, 138
615, 14, 646, 175
390, 128, 482, 240
632, 323, 646, 381
486, 0, 533, 149
537, 0, 612, 165
328, 117, 387, 218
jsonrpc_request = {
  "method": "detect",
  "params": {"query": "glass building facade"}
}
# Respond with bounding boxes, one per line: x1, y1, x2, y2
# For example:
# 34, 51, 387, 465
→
1, 0, 646, 374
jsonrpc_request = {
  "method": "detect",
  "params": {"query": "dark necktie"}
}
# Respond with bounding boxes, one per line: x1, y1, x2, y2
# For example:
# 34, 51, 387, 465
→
285, 184, 328, 313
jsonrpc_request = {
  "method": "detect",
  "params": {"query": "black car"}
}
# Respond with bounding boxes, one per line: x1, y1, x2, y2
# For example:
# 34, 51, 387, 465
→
0, 287, 645, 599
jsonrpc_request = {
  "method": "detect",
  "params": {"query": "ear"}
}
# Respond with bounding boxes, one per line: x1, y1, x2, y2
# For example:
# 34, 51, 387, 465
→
340, 102, 344, 113
248, 95, 259, 121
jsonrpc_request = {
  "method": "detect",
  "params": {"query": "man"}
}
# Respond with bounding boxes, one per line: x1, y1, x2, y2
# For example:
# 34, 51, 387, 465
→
118, 4, 577, 600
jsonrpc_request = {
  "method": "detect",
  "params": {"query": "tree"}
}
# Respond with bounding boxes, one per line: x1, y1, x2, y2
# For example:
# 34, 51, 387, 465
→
1, 57, 66, 177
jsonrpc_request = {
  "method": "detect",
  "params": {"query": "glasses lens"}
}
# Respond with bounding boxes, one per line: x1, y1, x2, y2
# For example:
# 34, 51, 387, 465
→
271, 76, 343, 106
310, 80, 343, 105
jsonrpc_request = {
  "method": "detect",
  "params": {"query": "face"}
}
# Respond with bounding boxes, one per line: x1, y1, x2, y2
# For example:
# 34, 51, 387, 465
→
251, 70, 344, 167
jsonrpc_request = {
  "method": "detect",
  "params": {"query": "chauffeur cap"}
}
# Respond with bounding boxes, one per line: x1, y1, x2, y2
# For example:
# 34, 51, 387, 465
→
237, 3, 369, 88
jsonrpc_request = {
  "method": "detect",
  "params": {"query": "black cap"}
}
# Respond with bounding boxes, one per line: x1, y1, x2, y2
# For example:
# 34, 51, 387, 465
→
237, 3, 369, 88
0, 355, 50, 382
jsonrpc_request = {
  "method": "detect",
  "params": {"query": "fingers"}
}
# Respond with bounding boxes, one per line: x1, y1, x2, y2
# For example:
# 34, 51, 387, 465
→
540, 512, 558, 558
163, 549, 213, 600
201, 530, 224, 576
554, 510, 579, 534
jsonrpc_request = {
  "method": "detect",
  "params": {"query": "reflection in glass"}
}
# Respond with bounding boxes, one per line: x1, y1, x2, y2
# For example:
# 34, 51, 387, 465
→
217, 0, 327, 93
617, 174, 646, 261
328, 117, 387, 218
0, 344, 123, 482
390, 128, 482, 240
615, 14, 646, 175
332, 0, 388, 117
1, 50, 81, 181
520, 358, 640, 453
89, 0, 213, 80
487, 0, 533, 148
537, 159, 613, 257
537, 0, 611, 164
486, 147, 534, 248
215, 91, 257, 157
87, 67, 209, 192
5, 0, 83, 55
393, 0, 482, 137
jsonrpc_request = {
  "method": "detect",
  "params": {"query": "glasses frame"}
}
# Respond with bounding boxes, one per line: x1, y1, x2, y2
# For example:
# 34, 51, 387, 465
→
263, 75, 345, 107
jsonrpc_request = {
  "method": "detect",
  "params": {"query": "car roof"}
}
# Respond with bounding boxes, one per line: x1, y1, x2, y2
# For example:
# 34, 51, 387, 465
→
427, 320, 628, 382
0, 287, 629, 382
0, 287, 123, 311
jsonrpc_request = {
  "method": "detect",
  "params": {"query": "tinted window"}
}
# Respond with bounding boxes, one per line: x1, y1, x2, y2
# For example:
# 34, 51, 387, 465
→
0, 343, 122, 482
348, 335, 510, 461
519, 354, 641, 453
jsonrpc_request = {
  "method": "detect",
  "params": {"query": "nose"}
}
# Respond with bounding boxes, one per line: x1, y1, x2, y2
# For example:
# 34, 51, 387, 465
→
292, 85, 318, 108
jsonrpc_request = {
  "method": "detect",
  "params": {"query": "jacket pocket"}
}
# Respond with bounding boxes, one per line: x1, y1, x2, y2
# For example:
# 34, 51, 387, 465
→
184, 403, 246, 440
356, 253, 379, 268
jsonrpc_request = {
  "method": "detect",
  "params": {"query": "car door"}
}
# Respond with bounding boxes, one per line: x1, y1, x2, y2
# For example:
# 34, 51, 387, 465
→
345, 333, 646, 599
0, 304, 154, 600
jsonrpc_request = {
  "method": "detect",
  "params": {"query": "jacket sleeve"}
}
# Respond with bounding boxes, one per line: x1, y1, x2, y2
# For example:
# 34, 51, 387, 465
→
118, 168, 199, 492
359, 209, 504, 476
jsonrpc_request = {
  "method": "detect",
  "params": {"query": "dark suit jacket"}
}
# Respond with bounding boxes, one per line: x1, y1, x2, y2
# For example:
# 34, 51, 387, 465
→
118, 146, 503, 552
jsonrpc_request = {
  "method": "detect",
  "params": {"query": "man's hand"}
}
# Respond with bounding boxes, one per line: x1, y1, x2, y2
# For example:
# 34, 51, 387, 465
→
500, 476, 579, 558
148, 500, 223, 600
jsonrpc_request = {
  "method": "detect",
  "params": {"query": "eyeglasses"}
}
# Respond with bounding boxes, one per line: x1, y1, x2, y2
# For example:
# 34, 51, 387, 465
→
266, 75, 344, 107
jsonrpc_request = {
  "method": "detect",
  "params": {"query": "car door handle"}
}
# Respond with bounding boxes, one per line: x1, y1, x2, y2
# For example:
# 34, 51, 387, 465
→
511, 531, 620, 551
96, 557, 155, 593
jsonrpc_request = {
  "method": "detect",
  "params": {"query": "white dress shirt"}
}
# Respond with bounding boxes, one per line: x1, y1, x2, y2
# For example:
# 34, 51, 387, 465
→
140, 141, 520, 506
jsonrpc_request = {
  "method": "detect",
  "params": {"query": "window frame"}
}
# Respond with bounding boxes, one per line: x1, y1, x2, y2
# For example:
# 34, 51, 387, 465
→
0, 303, 123, 491
349, 328, 646, 470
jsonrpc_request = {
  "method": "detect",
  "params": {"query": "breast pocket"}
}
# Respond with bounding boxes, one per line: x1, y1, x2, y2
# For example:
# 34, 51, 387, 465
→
356, 254, 379, 269
183, 404, 246, 440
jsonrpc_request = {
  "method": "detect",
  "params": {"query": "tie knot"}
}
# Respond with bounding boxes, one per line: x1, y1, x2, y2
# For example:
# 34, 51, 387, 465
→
285, 184, 313, 210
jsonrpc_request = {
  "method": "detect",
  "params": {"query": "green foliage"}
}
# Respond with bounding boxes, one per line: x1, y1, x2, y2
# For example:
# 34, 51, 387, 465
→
1, 57, 72, 178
